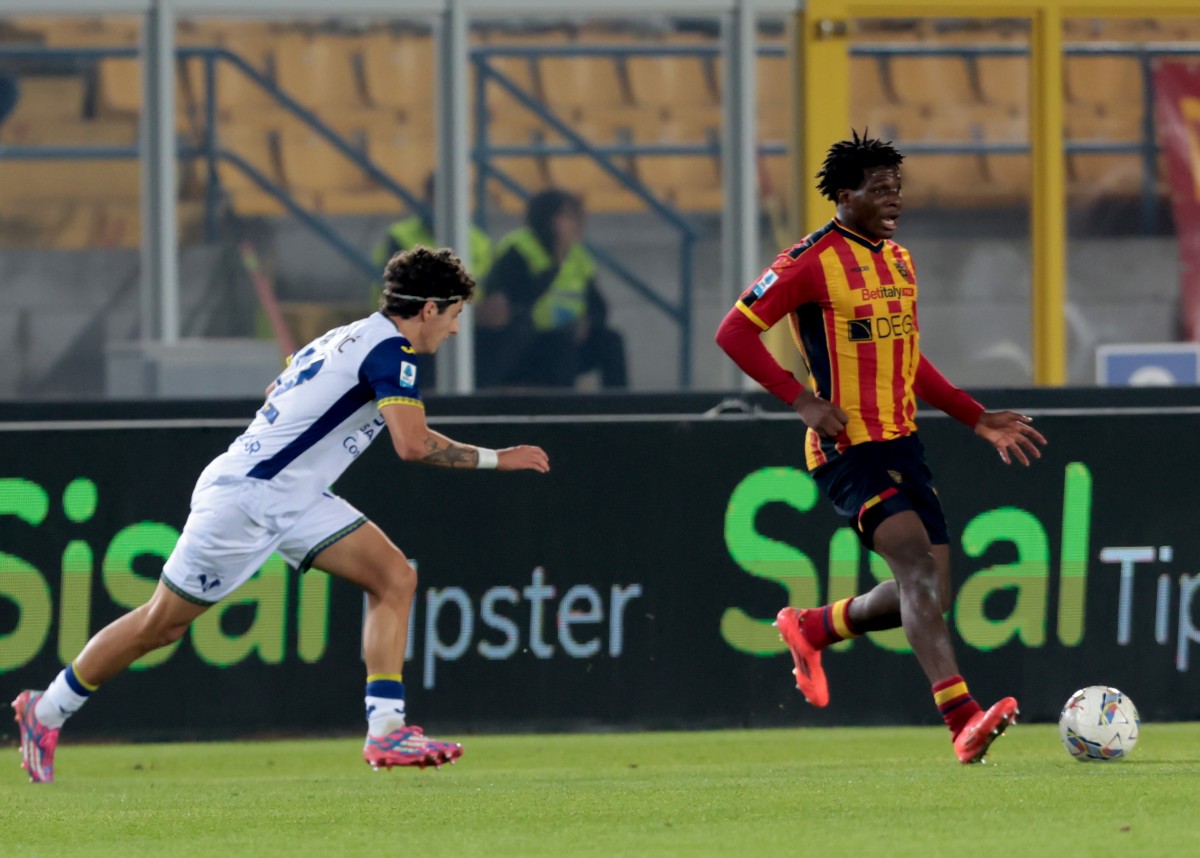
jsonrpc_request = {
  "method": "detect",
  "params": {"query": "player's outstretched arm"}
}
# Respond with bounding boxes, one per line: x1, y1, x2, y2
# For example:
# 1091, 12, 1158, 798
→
974, 411, 1047, 467
380, 402, 549, 472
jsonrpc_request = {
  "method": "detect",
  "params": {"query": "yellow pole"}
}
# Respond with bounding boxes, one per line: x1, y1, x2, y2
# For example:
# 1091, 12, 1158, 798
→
797, 0, 852, 233
1030, 6, 1068, 385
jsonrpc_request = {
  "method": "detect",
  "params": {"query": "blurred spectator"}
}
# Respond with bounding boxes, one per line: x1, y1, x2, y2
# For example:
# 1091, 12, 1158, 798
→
478, 189, 627, 390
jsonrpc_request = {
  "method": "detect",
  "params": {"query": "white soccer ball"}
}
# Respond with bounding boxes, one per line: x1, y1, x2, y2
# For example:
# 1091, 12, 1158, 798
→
1058, 686, 1140, 762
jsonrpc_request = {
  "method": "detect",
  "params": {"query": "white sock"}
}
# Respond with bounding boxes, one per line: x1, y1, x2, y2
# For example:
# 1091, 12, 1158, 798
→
366, 695, 406, 736
35, 665, 95, 729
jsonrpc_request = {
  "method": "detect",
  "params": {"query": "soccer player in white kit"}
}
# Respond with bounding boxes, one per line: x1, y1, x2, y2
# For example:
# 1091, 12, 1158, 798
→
13, 247, 550, 782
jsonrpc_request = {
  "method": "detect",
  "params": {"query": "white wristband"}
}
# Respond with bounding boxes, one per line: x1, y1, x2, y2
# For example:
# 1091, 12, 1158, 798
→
476, 447, 498, 470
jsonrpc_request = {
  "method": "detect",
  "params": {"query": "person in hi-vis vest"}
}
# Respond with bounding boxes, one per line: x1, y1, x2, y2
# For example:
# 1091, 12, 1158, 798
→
477, 189, 627, 390
370, 174, 493, 389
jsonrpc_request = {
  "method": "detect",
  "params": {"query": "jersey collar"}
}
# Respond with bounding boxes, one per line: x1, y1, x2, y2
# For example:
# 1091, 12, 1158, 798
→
832, 218, 886, 253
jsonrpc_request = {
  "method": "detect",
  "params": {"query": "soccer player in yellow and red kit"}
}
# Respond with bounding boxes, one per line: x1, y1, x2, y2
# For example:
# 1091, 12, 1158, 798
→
715, 131, 1046, 764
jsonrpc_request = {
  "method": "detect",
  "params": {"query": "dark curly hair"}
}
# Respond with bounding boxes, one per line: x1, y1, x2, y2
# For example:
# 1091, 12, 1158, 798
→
815, 129, 904, 202
379, 245, 475, 319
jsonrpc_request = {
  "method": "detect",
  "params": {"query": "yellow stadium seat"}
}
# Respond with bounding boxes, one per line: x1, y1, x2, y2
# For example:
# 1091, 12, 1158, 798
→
755, 57, 795, 143
538, 53, 639, 131
366, 128, 436, 194
361, 33, 435, 121
981, 153, 1031, 205
545, 158, 641, 213
94, 58, 195, 130
207, 29, 280, 120
480, 51, 542, 137
214, 126, 286, 216
36, 16, 139, 47
897, 153, 987, 207
273, 33, 368, 115
1065, 101, 1142, 143
0, 118, 137, 148
487, 156, 550, 213
0, 160, 141, 208
0, 201, 99, 250
976, 55, 1028, 113
278, 130, 405, 215
631, 123, 722, 212
2, 76, 86, 126
543, 153, 640, 213
851, 55, 895, 107
628, 40, 718, 123
1064, 55, 1143, 110
1068, 153, 1143, 199
890, 55, 978, 107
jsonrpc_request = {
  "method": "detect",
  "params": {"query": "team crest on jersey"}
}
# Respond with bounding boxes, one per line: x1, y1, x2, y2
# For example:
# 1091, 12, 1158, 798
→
889, 470, 903, 484
399, 361, 417, 388
893, 257, 913, 284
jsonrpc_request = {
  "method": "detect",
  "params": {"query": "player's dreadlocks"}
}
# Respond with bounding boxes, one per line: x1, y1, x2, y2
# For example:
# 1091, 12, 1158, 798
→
380, 245, 475, 319
815, 129, 904, 202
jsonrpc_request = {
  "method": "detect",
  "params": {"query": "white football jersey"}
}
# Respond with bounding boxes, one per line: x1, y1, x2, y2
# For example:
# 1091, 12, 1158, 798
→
198, 313, 421, 515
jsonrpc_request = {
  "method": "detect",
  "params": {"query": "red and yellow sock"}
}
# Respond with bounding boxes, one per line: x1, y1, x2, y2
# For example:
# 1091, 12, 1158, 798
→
799, 597, 862, 650
932, 674, 983, 736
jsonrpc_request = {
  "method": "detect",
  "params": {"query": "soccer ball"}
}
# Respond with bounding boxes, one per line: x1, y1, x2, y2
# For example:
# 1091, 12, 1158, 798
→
1058, 686, 1140, 762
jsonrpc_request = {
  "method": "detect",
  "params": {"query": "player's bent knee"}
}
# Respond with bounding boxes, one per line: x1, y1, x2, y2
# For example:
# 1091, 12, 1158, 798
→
366, 556, 416, 602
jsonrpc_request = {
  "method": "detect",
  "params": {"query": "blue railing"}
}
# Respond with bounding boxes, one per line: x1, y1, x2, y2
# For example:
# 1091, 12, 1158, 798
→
473, 44, 704, 387
1, 37, 1194, 385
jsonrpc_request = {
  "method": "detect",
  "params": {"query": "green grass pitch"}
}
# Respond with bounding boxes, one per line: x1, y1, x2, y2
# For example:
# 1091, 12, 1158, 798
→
4, 724, 1198, 857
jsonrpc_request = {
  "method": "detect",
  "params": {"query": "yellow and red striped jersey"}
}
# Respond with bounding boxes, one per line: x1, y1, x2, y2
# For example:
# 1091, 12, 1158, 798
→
735, 219, 921, 470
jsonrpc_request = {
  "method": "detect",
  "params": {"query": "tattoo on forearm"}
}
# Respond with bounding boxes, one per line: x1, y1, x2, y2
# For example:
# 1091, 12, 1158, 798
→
420, 436, 480, 468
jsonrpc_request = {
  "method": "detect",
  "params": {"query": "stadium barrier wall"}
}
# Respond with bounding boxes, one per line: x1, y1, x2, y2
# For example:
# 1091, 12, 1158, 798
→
1, 392, 1198, 738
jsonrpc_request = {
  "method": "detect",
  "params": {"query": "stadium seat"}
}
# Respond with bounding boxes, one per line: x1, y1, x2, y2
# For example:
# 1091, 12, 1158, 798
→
208, 29, 280, 121
0, 159, 140, 203
478, 48, 543, 140
1064, 55, 1143, 110
627, 37, 718, 125
890, 55, 979, 107
214, 126, 286, 216
896, 153, 988, 207
849, 103, 912, 143
542, 122, 640, 214
0, 201, 100, 250
1068, 153, 1143, 199
632, 121, 721, 211
976, 55, 1028, 114
34, 15, 139, 46
1066, 101, 1142, 144
756, 51, 796, 144
365, 127, 436, 197
273, 33, 369, 118
0, 118, 137, 148
981, 153, 1031, 205
361, 32, 435, 123
278, 130, 368, 196
850, 55, 896, 108
0, 76, 87, 127
94, 57, 195, 129
538, 52, 637, 129
759, 152, 794, 202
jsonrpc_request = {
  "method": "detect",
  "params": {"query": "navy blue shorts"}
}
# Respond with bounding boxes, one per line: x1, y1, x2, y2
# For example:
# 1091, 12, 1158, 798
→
811, 433, 949, 551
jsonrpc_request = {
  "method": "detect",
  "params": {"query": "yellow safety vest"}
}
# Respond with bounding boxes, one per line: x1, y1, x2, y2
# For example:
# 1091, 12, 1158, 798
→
495, 227, 596, 331
371, 217, 493, 299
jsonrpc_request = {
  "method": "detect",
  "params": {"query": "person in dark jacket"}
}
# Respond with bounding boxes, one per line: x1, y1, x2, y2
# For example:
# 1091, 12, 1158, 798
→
478, 189, 627, 389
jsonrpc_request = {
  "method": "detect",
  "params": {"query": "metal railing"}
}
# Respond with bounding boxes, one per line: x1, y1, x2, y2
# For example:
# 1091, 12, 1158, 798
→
840, 40, 1200, 232
1, 36, 1194, 384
